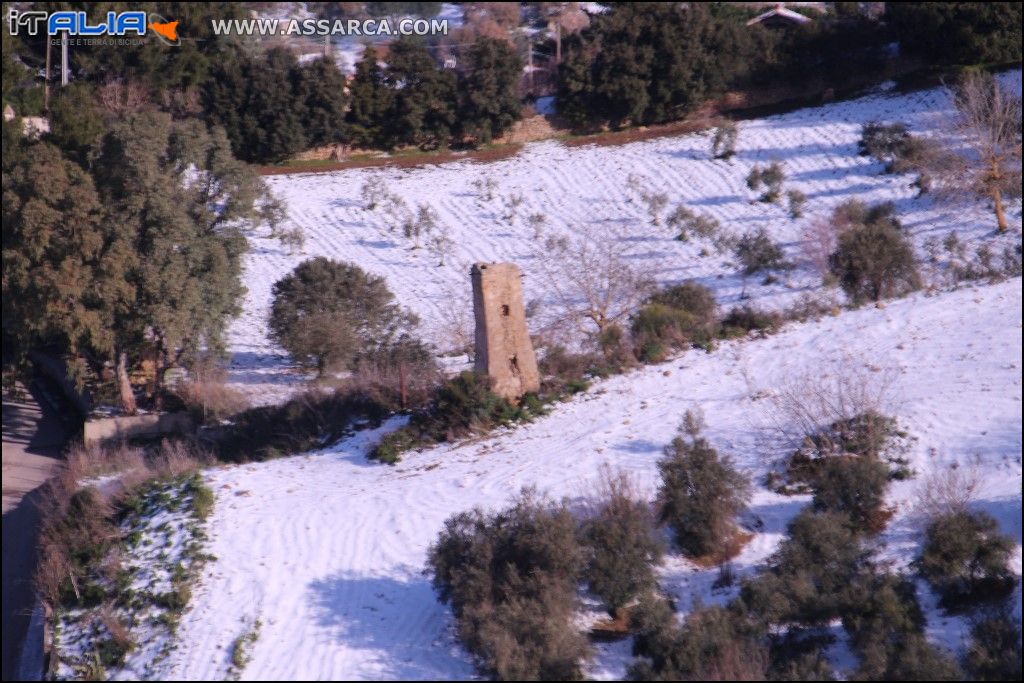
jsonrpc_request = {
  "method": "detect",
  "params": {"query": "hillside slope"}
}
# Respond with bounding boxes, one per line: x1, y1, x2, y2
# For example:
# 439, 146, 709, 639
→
162, 280, 1022, 680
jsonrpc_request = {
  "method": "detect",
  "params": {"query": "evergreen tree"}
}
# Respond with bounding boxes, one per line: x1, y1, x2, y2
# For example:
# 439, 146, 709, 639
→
296, 57, 350, 148
457, 37, 523, 145
383, 38, 456, 149
346, 45, 393, 148
91, 112, 268, 408
887, 3, 1023, 66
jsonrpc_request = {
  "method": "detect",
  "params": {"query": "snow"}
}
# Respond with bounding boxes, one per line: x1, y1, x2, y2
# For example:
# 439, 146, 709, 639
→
162, 279, 1022, 680
228, 72, 1022, 403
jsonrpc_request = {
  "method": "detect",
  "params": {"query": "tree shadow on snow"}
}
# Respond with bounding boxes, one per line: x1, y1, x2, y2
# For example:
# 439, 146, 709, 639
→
307, 573, 475, 680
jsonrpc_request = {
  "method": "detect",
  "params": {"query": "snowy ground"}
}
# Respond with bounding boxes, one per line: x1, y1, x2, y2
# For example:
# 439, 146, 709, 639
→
161, 279, 1022, 680
227, 72, 1022, 404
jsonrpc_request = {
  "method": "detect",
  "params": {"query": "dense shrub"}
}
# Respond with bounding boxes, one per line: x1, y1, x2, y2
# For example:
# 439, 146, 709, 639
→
629, 597, 769, 681
963, 606, 1023, 681
784, 411, 904, 489
219, 388, 392, 463
810, 455, 892, 533
887, 3, 1023, 66
668, 205, 723, 244
843, 573, 961, 680
426, 489, 589, 680
918, 509, 1016, 610
657, 417, 751, 558
740, 510, 868, 627
632, 282, 719, 361
538, 346, 603, 396
859, 121, 911, 170
828, 209, 920, 303
580, 473, 664, 613
719, 305, 783, 338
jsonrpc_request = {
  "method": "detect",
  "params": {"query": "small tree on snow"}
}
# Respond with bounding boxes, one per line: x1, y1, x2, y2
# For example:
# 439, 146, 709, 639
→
361, 176, 390, 210
712, 120, 738, 160
747, 162, 786, 203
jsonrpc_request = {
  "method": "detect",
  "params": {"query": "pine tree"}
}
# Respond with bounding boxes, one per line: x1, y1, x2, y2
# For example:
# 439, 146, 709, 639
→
346, 45, 393, 148
457, 37, 523, 145
297, 57, 349, 148
383, 38, 456, 150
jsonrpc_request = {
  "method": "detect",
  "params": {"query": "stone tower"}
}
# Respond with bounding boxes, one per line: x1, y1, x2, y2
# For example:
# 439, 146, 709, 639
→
471, 262, 540, 401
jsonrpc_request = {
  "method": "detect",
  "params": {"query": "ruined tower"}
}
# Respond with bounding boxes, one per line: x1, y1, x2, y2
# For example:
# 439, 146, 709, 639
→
471, 262, 540, 401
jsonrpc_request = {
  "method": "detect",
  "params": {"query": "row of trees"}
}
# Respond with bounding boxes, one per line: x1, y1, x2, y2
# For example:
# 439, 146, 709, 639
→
557, 2, 1023, 131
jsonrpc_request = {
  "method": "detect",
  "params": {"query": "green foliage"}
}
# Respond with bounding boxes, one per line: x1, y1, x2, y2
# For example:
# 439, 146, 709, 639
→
382, 38, 457, 150
740, 510, 868, 627
427, 489, 589, 681
887, 3, 1023, 66
2, 141, 107, 366
810, 456, 891, 533
657, 419, 751, 558
558, 3, 741, 129
918, 510, 1016, 610
747, 162, 786, 203
457, 37, 524, 145
580, 474, 663, 613
734, 227, 792, 277
719, 305, 783, 338
712, 120, 738, 160
828, 203, 920, 303
963, 606, 1023, 681
632, 282, 719, 362
268, 257, 423, 376
629, 597, 769, 681
843, 573, 962, 680
46, 83, 106, 167
205, 47, 348, 163
346, 45, 393, 148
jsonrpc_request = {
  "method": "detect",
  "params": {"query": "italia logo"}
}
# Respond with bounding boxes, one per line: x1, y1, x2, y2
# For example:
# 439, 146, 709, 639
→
7, 9, 181, 46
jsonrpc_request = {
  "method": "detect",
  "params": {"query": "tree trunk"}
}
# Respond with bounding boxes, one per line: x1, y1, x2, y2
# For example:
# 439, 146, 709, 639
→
992, 184, 1008, 232
116, 351, 137, 415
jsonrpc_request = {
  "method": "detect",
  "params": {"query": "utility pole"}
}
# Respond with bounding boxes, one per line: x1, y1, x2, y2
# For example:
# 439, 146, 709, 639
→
44, 35, 51, 111
60, 31, 69, 87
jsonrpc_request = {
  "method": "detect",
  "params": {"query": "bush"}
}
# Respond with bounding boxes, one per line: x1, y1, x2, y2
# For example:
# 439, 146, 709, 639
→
268, 257, 424, 376
657, 416, 751, 558
787, 189, 807, 219
538, 346, 603, 396
859, 121, 912, 171
734, 228, 792, 280
740, 510, 868, 627
918, 510, 1016, 610
175, 362, 250, 424
844, 573, 961, 680
747, 162, 786, 203
828, 210, 920, 303
811, 455, 892, 534
963, 606, 1023, 681
580, 471, 664, 613
629, 597, 769, 681
426, 489, 588, 680
632, 282, 719, 361
719, 305, 783, 338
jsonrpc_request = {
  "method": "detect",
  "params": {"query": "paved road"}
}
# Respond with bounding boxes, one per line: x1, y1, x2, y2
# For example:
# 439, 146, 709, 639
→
2, 379, 69, 681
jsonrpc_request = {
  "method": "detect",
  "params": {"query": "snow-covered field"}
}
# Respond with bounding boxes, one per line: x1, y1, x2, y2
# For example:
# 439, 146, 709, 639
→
158, 279, 1023, 680
139, 75, 1024, 680
226, 73, 1022, 403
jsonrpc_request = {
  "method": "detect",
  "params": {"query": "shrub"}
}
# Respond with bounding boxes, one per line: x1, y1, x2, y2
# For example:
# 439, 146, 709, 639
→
538, 345, 602, 396
963, 606, 1023, 681
918, 510, 1016, 610
734, 228, 792, 281
580, 471, 664, 613
426, 489, 589, 680
859, 121, 912, 171
175, 363, 250, 424
810, 455, 892, 534
629, 597, 769, 681
844, 573, 961, 680
632, 282, 719, 361
719, 305, 783, 338
828, 214, 920, 303
268, 257, 424, 376
668, 205, 722, 243
657, 416, 751, 558
740, 510, 868, 627
711, 120, 738, 160
747, 162, 786, 203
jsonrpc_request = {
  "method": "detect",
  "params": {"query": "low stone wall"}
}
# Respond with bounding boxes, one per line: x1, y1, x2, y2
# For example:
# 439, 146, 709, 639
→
82, 412, 194, 444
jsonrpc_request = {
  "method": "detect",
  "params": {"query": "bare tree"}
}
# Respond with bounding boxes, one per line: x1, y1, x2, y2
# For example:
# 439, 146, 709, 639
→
934, 73, 1022, 232
533, 224, 654, 342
